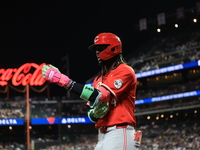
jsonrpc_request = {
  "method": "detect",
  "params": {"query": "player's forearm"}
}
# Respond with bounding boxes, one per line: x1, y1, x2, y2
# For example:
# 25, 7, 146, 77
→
70, 83, 99, 103
42, 64, 110, 121
42, 64, 111, 106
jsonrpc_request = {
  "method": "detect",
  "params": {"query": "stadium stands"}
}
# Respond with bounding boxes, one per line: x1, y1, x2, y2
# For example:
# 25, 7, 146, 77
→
1, 8, 200, 150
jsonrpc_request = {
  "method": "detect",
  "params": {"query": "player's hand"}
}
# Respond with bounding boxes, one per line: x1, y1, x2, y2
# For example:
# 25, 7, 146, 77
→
42, 64, 60, 79
42, 64, 70, 87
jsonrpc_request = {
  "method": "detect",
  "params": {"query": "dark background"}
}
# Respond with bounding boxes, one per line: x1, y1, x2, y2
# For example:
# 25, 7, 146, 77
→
0, 0, 198, 84
0, 1, 200, 149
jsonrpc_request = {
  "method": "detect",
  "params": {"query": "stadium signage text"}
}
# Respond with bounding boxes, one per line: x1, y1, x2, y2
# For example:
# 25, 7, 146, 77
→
31, 117, 93, 125
0, 63, 46, 86
135, 90, 200, 105
136, 60, 200, 78
0, 119, 24, 125
61, 117, 87, 124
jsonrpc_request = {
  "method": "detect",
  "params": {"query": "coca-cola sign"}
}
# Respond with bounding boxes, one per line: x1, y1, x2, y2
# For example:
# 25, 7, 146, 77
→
0, 63, 46, 86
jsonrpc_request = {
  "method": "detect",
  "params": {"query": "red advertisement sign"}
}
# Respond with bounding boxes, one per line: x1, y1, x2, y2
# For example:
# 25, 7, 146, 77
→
0, 63, 46, 86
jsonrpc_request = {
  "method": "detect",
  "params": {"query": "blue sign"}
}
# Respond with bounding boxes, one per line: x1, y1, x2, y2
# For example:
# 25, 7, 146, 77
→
136, 60, 200, 78
85, 60, 200, 84
135, 90, 200, 105
31, 117, 59, 125
85, 82, 93, 86
31, 117, 93, 125
60, 117, 93, 124
0, 118, 24, 125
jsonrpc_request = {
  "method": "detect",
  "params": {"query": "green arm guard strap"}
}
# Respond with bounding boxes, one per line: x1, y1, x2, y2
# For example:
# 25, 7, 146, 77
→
80, 85, 95, 101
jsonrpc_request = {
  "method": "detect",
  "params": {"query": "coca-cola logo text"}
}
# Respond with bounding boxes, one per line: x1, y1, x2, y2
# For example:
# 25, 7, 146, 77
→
0, 63, 46, 86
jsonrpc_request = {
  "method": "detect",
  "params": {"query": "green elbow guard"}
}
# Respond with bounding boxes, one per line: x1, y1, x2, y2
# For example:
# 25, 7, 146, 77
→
80, 85, 95, 101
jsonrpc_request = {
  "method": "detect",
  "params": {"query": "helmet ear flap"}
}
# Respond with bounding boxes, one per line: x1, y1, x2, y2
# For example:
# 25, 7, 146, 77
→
111, 44, 120, 52
111, 45, 121, 52
111, 47, 115, 52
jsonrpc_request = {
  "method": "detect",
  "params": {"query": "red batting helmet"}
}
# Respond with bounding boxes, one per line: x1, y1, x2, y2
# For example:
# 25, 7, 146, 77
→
88, 32, 122, 60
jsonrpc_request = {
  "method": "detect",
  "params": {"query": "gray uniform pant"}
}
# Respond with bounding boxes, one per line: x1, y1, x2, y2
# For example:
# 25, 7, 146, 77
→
94, 125, 139, 150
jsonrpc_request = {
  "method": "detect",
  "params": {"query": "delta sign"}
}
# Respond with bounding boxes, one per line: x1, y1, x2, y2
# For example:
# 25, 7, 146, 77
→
0, 63, 46, 86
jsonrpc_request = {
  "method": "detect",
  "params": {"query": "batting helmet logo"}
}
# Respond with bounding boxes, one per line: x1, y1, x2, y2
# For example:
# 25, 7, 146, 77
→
94, 37, 99, 43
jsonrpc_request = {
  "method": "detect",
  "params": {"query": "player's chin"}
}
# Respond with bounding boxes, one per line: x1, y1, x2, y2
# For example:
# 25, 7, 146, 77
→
98, 60, 103, 66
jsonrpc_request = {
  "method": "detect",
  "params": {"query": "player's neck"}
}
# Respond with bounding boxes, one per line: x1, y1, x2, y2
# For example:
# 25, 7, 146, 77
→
102, 60, 117, 75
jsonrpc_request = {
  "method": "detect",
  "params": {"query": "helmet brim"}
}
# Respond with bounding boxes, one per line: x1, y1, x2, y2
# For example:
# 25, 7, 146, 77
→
88, 44, 95, 51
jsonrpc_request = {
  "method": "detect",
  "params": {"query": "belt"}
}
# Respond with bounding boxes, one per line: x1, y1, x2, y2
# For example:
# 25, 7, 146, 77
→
99, 123, 132, 133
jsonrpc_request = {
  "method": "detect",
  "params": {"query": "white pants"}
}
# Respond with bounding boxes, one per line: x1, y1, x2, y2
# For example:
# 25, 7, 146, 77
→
94, 125, 139, 150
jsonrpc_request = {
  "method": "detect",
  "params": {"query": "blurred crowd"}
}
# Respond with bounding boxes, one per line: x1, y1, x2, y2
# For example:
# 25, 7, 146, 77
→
127, 30, 200, 73
0, 78, 199, 119
0, 96, 199, 119
137, 78, 200, 100
1, 29, 200, 119
0, 101, 25, 119
0, 143, 25, 150
36, 134, 97, 150
1, 21, 200, 150
138, 119, 200, 150
1, 116, 199, 150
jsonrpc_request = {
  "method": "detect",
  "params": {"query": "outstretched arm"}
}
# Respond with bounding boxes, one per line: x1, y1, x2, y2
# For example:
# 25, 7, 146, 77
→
42, 64, 112, 122
42, 64, 111, 105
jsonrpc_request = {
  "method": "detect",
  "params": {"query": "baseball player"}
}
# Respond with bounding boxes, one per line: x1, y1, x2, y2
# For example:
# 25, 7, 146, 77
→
42, 32, 142, 150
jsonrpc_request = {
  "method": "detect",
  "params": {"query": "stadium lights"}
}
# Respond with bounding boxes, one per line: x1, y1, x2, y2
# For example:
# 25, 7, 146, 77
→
157, 28, 161, 32
9, 126, 12, 130
193, 18, 197, 23
175, 23, 179, 28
